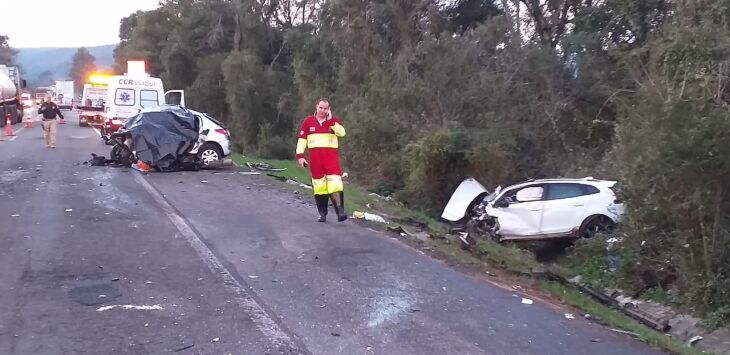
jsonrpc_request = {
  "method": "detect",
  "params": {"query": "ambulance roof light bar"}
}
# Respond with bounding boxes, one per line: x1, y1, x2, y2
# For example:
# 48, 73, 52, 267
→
125, 60, 149, 76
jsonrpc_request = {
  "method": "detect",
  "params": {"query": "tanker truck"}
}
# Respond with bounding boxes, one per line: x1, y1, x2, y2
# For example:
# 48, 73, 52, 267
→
0, 65, 26, 128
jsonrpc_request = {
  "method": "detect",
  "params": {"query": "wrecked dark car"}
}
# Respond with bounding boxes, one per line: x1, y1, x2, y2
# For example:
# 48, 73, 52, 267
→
94, 105, 231, 172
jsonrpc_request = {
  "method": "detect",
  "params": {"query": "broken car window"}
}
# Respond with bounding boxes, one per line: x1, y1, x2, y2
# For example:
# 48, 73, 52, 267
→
515, 186, 544, 202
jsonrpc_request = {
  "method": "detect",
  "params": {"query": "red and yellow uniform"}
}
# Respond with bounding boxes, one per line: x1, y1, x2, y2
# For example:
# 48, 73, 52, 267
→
296, 116, 346, 195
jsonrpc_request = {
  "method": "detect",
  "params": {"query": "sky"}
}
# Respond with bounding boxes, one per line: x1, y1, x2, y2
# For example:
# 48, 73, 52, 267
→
0, 0, 160, 48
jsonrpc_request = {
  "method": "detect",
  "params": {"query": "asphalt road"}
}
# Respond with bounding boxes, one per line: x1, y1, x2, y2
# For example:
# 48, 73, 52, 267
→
0, 110, 664, 354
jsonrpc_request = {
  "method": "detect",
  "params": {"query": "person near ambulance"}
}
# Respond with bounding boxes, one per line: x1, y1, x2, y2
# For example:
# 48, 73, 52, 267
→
296, 99, 348, 222
38, 97, 64, 148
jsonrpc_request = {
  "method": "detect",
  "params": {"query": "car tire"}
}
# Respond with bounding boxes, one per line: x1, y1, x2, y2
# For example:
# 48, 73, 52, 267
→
579, 216, 615, 238
197, 143, 223, 166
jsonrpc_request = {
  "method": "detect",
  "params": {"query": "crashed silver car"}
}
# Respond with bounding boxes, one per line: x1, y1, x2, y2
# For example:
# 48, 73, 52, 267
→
442, 177, 625, 242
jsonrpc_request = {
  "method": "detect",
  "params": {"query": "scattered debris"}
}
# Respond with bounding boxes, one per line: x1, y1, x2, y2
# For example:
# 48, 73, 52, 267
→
609, 328, 640, 338
246, 162, 286, 172
687, 335, 703, 347
331, 332, 341, 337
65, 209, 73, 212
111, 278, 120, 282
248, 275, 259, 279
353, 211, 388, 223
200, 180, 208, 183
212, 337, 220, 343
96, 305, 164, 312
564, 313, 575, 320
286, 179, 313, 189
313, 304, 326, 308
521, 298, 533, 305
145, 281, 153, 284
239, 171, 261, 175
10, 214, 19, 217
174, 344, 194, 352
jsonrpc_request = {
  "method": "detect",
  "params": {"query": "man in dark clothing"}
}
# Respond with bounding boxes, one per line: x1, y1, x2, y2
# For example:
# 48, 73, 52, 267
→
38, 97, 64, 148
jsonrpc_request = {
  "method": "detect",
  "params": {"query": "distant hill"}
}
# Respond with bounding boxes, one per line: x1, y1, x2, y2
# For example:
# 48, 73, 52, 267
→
17, 44, 116, 87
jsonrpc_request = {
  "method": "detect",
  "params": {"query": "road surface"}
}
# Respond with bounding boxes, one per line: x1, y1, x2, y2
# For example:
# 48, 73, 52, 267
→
0, 110, 664, 354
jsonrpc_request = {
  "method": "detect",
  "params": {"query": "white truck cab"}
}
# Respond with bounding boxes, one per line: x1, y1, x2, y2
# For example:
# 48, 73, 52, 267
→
103, 74, 185, 135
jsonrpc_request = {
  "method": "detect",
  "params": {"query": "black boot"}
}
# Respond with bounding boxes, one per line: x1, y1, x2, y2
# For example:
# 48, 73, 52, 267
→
315, 194, 329, 222
330, 191, 348, 222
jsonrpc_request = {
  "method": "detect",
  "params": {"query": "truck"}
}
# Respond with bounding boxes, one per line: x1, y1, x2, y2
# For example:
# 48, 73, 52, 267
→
0, 65, 26, 127
35, 86, 55, 105
77, 83, 108, 126
54, 80, 74, 110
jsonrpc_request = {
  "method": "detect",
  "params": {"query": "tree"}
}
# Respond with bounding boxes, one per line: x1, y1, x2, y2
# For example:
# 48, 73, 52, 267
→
69, 48, 97, 92
0, 35, 18, 65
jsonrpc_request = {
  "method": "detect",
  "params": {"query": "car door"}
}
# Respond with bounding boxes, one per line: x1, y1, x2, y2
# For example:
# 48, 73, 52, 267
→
164, 90, 186, 107
540, 183, 598, 234
487, 185, 545, 236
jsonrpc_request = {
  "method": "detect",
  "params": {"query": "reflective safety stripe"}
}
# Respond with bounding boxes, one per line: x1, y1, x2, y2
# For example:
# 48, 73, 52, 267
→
307, 133, 338, 149
312, 177, 328, 195
331, 122, 346, 137
296, 138, 307, 155
325, 175, 343, 194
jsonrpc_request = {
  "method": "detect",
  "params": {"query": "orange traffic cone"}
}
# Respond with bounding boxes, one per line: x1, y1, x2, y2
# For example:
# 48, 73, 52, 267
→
5, 114, 15, 137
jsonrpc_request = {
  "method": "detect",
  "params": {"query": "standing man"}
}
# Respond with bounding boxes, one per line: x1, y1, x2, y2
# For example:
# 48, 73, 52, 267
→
296, 99, 347, 222
38, 96, 63, 148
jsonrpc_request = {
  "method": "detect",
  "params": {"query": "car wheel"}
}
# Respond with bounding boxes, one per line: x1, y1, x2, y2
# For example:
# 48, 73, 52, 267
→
197, 143, 223, 166
580, 216, 615, 238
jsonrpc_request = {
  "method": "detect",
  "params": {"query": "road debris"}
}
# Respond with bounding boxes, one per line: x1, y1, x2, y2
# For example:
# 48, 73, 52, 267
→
286, 179, 312, 189
65, 209, 73, 212
248, 275, 259, 279
246, 162, 286, 172
353, 211, 388, 224
564, 313, 575, 320
11, 214, 20, 217
174, 344, 194, 352
212, 337, 220, 342
331, 332, 341, 337
521, 298, 533, 305
687, 335, 703, 346
96, 304, 164, 312
609, 328, 640, 338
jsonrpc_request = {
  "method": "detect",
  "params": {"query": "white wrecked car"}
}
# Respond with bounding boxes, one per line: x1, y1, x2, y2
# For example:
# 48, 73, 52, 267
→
442, 177, 625, 242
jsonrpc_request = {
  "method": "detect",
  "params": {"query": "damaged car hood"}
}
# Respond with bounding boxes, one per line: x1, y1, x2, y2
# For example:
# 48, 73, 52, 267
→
441, 178, 489, 222
124, 105, 199, 171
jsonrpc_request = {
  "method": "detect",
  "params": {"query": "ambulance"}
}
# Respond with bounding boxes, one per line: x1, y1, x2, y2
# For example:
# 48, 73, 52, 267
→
101, 61, 184, 137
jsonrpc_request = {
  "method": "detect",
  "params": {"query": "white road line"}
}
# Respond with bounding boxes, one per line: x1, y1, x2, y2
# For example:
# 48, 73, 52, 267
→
132, 172, 301, 351
90, 125, 102, 138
